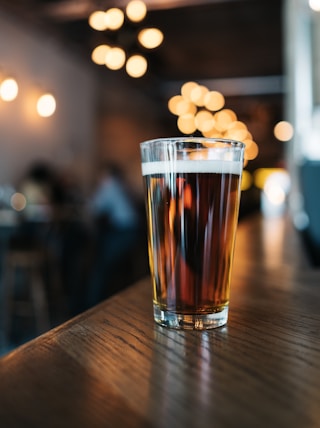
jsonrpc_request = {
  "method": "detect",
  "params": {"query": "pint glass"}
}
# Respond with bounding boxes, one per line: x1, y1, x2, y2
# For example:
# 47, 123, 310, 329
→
140, 137, 245, 330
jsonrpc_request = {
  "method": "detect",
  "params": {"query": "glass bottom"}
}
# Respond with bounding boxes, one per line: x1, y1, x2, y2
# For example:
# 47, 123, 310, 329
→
153, 304, 228, 330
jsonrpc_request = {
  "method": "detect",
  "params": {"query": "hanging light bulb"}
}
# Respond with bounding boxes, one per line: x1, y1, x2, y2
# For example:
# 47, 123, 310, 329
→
105, 47, 126, 70
204, 91, 225, 111
91, 44, 111, 65
138, 28, 164, 49
177, 114, 197, 134
190, 85, 209, 107
126, 0, 147, 22
88, 11, 108, 31
126, 55, 148, 78
181, 81, 198, 100
37, 93, 56, 117
0, 78, 19, 101
105, 8, 125, 30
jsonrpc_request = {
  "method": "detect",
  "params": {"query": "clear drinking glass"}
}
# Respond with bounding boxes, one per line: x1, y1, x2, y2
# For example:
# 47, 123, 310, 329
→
140, 137, 245, 330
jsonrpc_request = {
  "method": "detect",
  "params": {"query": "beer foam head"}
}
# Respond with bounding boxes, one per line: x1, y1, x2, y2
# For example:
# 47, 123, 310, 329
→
142, 160, 242, 176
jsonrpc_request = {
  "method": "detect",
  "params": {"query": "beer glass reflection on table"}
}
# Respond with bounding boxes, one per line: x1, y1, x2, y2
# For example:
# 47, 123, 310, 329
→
140, 137, 245, 330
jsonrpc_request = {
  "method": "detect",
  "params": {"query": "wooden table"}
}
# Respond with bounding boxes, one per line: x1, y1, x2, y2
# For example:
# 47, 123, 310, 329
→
0, 214, 320, 428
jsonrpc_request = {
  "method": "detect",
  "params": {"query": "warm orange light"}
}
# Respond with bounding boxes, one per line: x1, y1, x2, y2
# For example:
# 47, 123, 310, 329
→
244, 141, 259, 160
168, 95, 197, 116
88, 11, 108, 31
91, 44, 111, 65
194, 110, 214, 132
190, 85, 209, 106
138, 28, 164, 49
126, 0, 147, 22
181, 81, 198, 100
126, 55, 148, 78
274, 121, 294, 141
11, 192, 27, 211
168, 95, 184, 115
0, 78, 19, 101
184, 184, 192, 209
105, 8, 124, 30
202, 128, 222, 138
241, 170, 253, 191
167, 80, 259, 164
214, 109, 237, 132
105, 47, 126, 70
224, 120, 248, 141
177, 114, 196, 134
204, 91, 225, 111
37, 93, 56, 117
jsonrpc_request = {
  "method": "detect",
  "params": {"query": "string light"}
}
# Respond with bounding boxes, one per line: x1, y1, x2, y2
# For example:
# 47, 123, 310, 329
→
168, 81, 259, 165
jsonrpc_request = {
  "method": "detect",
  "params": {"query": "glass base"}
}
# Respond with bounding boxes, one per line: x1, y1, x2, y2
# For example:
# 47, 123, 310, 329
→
153, 304, 228, 330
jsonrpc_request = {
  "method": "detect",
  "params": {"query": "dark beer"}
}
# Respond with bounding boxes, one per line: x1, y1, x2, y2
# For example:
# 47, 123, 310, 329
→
143, 159, 242, 328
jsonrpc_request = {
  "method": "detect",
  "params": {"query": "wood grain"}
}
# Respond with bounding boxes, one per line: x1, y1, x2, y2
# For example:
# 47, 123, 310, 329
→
0, 214, 320, 428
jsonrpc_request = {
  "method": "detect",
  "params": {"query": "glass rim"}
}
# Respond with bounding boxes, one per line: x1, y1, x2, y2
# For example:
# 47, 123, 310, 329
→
140, 136, 245, 149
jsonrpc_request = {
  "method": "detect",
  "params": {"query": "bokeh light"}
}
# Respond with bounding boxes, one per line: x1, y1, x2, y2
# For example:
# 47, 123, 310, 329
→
309, 0, 320, 12
11, 192, 27, 211
36, 93, 56, 117
177, 114, 197, 134
241, 170, 253, 191
126, 54, 148, 78
88, 11, 108, 31
204, 91, 225, 111
138, 28, 164, 49
168, 81, 259, 165
274, 121, 294, 141
91, 44, 111, 65
0, 78, 19, 101
105, 47, 126, 70
126, 0, 147, 22
105, 8, 124, 31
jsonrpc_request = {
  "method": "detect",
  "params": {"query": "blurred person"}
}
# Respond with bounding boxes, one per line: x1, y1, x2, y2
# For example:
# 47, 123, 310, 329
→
16, 162, 91, 318
87, 161, 141, 306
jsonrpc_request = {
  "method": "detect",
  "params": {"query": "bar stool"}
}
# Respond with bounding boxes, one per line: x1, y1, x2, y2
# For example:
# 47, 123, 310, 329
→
1, 240, 50, 346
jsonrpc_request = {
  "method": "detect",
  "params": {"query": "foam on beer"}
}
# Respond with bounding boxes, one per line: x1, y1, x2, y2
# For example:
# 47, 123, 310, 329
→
142, 160, 242, 176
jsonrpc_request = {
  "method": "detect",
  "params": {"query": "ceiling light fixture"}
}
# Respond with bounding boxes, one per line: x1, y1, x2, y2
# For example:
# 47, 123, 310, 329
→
89, 0, 163, 78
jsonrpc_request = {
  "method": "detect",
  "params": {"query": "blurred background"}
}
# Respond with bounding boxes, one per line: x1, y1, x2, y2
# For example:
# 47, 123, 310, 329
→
0, 0, 319, 352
